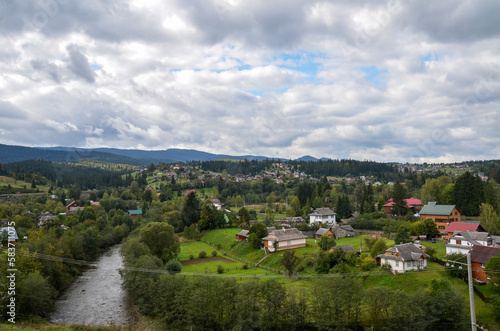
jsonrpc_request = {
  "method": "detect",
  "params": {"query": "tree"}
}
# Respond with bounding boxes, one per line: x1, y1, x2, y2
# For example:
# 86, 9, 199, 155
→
335, 195, 352, 219
237, 206, 250, 225
280, 250, 299, 276
289, 196, 301, 217
485, 255, 500, 285
420, 176, 452, 204
391, 182, 407, 216
370, 238, 388, 258
140, 222, 180, 262
485, 179, 500, 212
318, 235, 336, 251
454, 172, 484, 216
394, 224, 412, 244
182, 191, 201, 226
422, 219, 440, 237
479, 203, 500, 235
199, 199, 217, 230
248, 222, 268, 248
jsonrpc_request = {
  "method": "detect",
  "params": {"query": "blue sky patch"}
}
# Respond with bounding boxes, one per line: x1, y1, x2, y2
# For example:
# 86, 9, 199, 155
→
422, 52, 439, 62
275, 51, 325, 81
360, 66, 387, 85
92, 63, 102, 71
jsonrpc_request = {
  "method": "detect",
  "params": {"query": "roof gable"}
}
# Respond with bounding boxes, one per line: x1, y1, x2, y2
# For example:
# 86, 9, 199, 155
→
264, 228, 306, 241
386, 243, 429, 261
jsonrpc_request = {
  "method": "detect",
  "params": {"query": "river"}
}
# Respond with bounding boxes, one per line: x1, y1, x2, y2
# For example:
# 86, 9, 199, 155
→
50, 245, 131, 327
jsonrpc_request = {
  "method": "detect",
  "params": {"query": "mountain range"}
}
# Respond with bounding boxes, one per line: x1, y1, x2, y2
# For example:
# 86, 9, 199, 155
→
0, 144, 326, 164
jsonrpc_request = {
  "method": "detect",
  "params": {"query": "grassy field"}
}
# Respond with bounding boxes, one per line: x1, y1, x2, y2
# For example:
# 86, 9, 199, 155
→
0, 176, 51, 192
178, 241, 218, 261
419, 240, 447, 259
202, 228, 266, 263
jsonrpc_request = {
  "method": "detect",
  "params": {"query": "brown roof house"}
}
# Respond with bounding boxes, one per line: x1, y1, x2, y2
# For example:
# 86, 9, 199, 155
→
235, 229, 249, 241
469, 245, 500, 283
377, 243, 429, 275
262, 228, 307, 252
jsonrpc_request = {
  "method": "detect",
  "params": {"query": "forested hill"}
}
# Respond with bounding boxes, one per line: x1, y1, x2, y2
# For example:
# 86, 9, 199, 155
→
289, 159, 397, 177
199, 159, 398, 177
0, 144, 144, 165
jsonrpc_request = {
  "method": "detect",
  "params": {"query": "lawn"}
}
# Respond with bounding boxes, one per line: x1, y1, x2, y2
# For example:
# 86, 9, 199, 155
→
181, 258, 271, 277
178, 241, 218, 261
202, 228, 266, 263
419, 240, 447, 260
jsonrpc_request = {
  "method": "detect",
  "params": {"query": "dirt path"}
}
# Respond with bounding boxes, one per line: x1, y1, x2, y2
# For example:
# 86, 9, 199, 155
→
181, 256, 235, 266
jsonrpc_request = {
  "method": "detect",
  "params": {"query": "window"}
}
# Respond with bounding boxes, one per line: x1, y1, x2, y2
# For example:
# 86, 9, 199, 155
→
395, 261, 399, 267
481, 263, 485, 268
439, 226, 445, 229
455, 211, 457, 215
287, 240, 291, 246
456, 240, 462, 245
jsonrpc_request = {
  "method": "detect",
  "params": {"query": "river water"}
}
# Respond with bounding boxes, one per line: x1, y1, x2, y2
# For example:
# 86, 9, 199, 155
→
50, 245, 131, 327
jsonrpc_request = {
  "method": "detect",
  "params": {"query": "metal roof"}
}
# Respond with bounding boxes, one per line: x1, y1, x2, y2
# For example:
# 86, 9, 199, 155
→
420, 202, 457, 216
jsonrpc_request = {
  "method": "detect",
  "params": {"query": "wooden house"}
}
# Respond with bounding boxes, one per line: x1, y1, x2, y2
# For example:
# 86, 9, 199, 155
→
469, 245, 500, 283
419, 202, 461, 236
128, 208, 143, 219
315, 227, 335, 240
235, 229, 249, 241
0, 227, 18, 245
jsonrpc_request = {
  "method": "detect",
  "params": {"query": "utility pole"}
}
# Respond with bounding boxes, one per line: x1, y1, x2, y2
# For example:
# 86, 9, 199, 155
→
445, 253, 477, 331
468, 252, 477, 331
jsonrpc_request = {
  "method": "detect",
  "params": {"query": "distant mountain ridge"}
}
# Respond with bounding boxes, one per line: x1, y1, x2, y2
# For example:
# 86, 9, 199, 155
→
0, 143, 329, 164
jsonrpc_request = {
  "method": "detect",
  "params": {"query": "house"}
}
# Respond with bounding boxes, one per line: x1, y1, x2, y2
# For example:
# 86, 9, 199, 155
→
309, 208, 336, 225
66, 201, 84, 214
38, 212, 57, 227
419, 202, 461, 235
262, 228, 307, 252
445, 231, 492, 255
377, 243, 429, 275
235, 229, 249, 241
315, 227, 335, 240
469, 245, 500, 283
383, 197, 423, 216
185, 189, 196, 196
128, 208, 143, 219
281, 217, 306, 226
0, 227, 18, 245
331, 224, 355, 239
445, 222, 486, 240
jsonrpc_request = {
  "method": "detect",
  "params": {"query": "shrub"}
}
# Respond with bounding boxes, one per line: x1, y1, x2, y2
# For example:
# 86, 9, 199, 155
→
242, 263, 249, 269
212, 250, 218, 257
217, 265, 224, 274
189, 254, 194, 260
199, 250, 207, 258
381, 262, 392, 272
361, 257, 377, 271
165, 259, 182, 273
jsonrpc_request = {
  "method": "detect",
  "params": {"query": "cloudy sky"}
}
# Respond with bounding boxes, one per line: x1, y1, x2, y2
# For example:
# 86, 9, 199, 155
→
0, 0, 499, 162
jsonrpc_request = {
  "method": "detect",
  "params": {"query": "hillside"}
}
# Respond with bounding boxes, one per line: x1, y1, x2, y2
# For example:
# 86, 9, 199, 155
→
0, 144, 144, 165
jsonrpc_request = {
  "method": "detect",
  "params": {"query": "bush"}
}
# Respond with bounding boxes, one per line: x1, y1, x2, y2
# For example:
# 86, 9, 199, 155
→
361, 257, 376, 271
381, 262, 392, 272
217, 265, 224, 274
165, 259, 182, 273
212, 250, 218, 257
199, 250, 207, 258
242, 263, 249, 269
189, 254, 194, 260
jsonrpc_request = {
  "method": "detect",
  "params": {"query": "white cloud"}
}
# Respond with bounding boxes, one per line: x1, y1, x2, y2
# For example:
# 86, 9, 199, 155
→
0, 0, 498, 162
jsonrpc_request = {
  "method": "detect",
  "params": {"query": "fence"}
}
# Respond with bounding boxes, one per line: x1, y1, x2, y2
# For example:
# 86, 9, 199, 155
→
200, 239, 284, 275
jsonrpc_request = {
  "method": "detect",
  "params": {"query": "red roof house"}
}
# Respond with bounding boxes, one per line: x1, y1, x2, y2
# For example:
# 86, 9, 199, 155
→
383, 197, 423, 216
66, 201, 83, 214
446, 222, 486, 239
185, 189, 197, 196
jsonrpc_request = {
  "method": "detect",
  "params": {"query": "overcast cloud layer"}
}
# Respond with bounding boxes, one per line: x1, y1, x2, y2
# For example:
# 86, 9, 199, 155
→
0, 0, 499, 163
